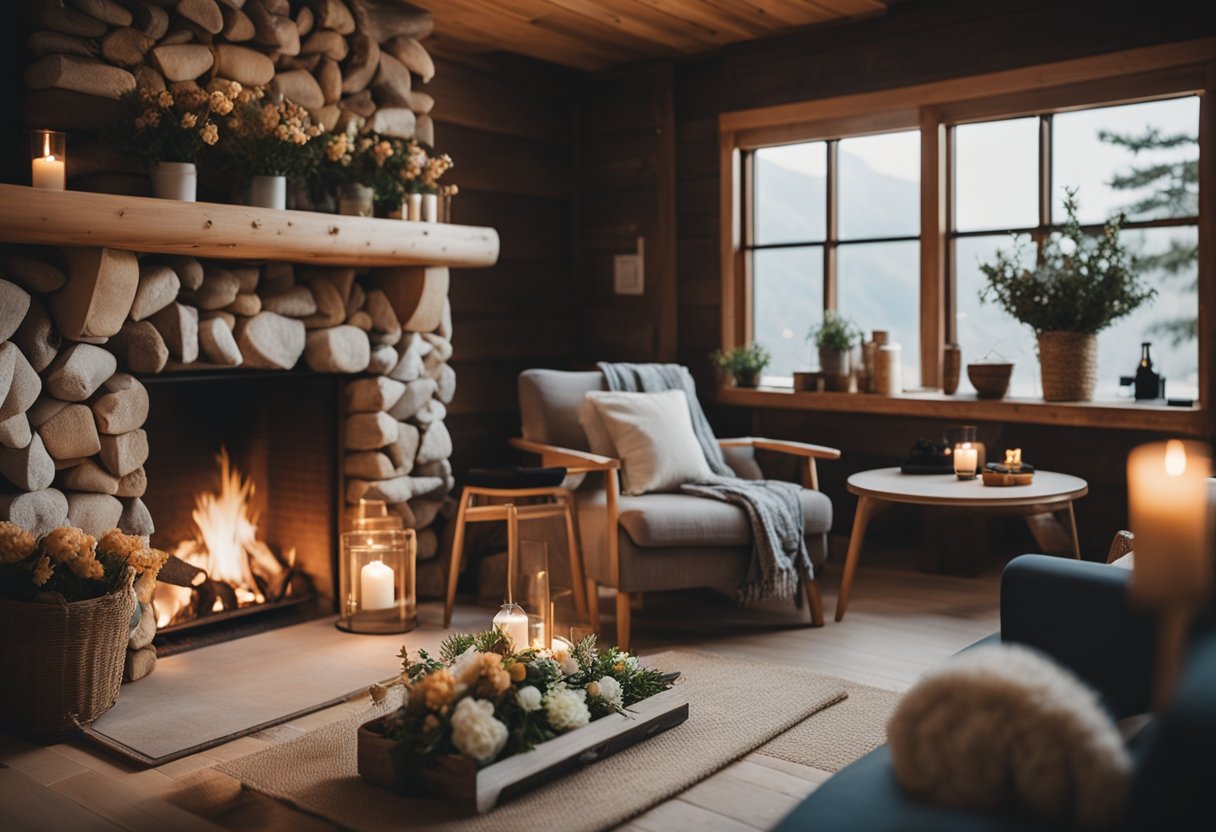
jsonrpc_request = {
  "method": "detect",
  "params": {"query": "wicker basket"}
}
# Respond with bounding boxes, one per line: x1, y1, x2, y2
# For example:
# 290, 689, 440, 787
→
1038, 331, 1097, 402
0, 579, 135, 742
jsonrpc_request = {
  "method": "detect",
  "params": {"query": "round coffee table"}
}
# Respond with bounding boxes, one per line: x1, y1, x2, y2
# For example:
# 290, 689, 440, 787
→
834, 467, 1088, 622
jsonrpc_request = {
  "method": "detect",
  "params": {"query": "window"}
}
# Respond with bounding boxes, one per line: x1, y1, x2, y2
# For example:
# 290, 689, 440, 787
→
951, 97, 1200, 399
748, 130, 921, 384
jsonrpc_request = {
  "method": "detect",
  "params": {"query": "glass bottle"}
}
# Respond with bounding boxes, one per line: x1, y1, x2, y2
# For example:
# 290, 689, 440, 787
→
1134, 342, 1161, 401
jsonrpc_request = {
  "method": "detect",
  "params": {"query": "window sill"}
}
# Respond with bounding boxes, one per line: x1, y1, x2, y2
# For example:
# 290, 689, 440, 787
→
715, 386, 1207, 434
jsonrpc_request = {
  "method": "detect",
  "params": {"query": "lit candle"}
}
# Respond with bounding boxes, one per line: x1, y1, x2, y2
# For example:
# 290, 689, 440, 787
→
360, 559, 395, 611
1004, 448, 1022, 469
954, 442, 978, 479
32, 130, 65, 191
1128, 439, 1213, 607
493, 603, 529, 650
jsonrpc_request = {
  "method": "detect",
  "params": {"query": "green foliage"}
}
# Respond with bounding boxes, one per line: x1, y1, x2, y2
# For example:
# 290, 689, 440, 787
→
807, 310, 863, 350
978, 188, 1155, 335
710, 343, 771, 384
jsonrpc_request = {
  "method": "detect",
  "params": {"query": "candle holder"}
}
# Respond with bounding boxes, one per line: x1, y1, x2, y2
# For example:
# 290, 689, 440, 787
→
336, 499, 417, 634
953, 425, 978, 480
31, 129, 66, 191
492, 602, 529, 650
511, 540, 551, 649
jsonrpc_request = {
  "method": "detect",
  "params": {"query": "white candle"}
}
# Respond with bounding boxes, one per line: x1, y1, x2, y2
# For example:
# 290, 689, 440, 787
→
360, 559, 395, 611
954, 442, 978, 479
493, 605, 529, 649
1128, 439, 1212, 607
32, 155, 65, 191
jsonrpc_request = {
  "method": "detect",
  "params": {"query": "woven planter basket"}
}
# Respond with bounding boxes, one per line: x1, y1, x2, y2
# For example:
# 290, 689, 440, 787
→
0, 577, 135, 742
1038, 331, 1098, 402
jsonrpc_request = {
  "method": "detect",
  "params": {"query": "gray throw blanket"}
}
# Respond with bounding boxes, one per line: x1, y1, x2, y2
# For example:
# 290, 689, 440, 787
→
597, 362, 813, 603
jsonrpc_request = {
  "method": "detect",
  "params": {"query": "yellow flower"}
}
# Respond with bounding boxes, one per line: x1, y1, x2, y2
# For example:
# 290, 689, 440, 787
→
200, 123, 219, 145
507, 662, 527, 683
32, 554, 52, 586
261, 103, 280, 131
42, 527, 96, 564
211, 94, 234, 116
413, 669, 456, 711
67, 553, 104, 580
0, 521, 37, 564
157, 89, 174, 108
275, 123, 290, 141
180, 112, 198, 129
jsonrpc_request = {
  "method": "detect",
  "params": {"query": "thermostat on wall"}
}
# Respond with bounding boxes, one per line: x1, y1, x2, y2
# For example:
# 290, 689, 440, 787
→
614, 237, 645, 295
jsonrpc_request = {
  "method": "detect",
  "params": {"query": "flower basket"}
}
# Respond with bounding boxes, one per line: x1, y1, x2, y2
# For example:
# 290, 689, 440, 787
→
1038, 331, 1098, 402
0, 576, 135, 741
358, 686, 689, 813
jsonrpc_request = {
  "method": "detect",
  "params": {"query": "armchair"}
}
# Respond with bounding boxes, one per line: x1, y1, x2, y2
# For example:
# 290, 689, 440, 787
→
516, 369, 841, 651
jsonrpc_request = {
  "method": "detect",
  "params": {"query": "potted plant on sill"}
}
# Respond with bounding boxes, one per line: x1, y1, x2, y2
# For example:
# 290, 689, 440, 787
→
223, 88, 323, 210
711, 343, 771, 388
809, 311, 863, 392
978, 188, 1155, 401
118, 79, 239, 201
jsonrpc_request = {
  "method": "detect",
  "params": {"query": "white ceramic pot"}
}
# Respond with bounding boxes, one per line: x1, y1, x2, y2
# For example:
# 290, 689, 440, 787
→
339, 183, 374, 217
250, 175, 287, 210
406, 192, 422, 221
150, 161, 197, 201
422, 192, 438, 222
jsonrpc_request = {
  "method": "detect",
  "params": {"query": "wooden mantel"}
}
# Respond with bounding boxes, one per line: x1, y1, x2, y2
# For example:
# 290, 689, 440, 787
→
0, 185, 500, 268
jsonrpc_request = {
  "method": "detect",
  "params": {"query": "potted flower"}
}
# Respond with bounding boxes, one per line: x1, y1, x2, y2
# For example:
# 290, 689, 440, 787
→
0, 523, 167, 740
419, 152, 454, 222
119, 80, 237, 201
400, 140, 428, 220
710, 343, 771, 388
978, 188, 1155, 401
223, 87, 323, 210
808, 311, 863, 392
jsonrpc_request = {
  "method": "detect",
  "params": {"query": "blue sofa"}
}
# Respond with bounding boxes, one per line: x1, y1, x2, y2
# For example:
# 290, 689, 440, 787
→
775, 555, 1216, 831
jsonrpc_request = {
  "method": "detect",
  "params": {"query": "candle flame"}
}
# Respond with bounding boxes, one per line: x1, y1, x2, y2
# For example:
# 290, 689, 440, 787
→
961, 441, 972, 450
1164, 439, 1187, 477
43, 132, 51, 157
1004, 448, 1021, 466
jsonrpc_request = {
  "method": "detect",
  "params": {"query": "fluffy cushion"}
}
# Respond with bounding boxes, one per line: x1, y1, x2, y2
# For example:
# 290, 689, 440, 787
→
578, 396, 616, 458
583, 390, 713, 495
888, 643, 1131, 828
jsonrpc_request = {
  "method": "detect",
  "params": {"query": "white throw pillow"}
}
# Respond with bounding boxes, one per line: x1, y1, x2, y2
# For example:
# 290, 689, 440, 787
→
578, 396, 617, 458
584, 390, 713, 496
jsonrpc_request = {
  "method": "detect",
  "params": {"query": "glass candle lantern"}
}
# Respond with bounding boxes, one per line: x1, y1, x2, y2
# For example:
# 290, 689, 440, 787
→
953, 425, 979, 480
337, 499, 417, 634
493, 602, 529, 650
31, 130, 65, 191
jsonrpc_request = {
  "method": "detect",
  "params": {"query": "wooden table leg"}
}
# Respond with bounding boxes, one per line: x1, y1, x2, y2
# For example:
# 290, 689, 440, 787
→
835, 495, 882, 622
443, 490, 472, 627
1066, 501, 1082, 560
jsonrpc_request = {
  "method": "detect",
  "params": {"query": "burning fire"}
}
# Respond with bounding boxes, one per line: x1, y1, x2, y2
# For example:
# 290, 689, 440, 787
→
154, 449, 294, 628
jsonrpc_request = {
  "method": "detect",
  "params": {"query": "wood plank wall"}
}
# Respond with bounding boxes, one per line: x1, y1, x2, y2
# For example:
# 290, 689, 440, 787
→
428, 53, 581, 474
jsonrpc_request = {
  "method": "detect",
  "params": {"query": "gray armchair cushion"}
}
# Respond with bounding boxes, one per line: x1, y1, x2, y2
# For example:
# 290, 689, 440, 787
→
617, 490, 832, 548
518, 369, 604, 452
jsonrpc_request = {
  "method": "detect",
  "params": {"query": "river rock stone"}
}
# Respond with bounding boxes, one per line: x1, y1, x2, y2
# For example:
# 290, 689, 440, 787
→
13, 297, 61, 373
149, 302, 199, 363
66, 492, 123, 537
345, 411, 397, 450
62, 459, 120, 494
345, 377, 405, 413
385, 422, 419, 473
92, 373, 149, 435
388, 377, 436, 420
129, 262, 180, 321
160, 255, 203, 290
226, 292, 261, 316
344, 451, 397, 480
421, 333, 452, 362
54, 247, 138, 339
115, 466, 147, 498
37, 403, 101, 459
235, 312, 305, 369
99, 429, 148, 477
301, 279, 345, 328
416, 420, 451, 465
26, 395, 67, 429
346, 475, 412, 505
388, 342, 424, 382
0, 488, 68, 536
412, 399, 446, 426
198, 316, 243, 365
0, 347, 41, 422
119, 497, 154, 536
124, 644, 156, 682
367, 344, 397, 375
0, 252, 66, 293
304, 325, 369, 373
0, 414, 32, 450
261, 286, 316, 317
0, 433, 54, 491
0, 279, 30, 341
109, 321, 170, 373
44, 343, 117, 401
406, 495, 444, 529
436, 363, 456, 404
191, 266, 241, 309
346, 310, 372, 331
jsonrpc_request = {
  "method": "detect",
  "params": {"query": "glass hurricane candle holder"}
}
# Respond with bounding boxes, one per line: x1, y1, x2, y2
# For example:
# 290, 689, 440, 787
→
953, 425, 979, 480
493, 602, 529, 650
337, 500, 416, 634
31, 129, 66, 191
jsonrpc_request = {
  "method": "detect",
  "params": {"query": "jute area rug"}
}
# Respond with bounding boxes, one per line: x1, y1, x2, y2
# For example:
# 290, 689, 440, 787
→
220, 650, 894, 832
757, 679, 901, 772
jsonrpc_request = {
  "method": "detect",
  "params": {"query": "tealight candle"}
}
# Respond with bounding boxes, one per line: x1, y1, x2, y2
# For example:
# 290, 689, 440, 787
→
31, 130, 65, 191
360, 559, 395, 611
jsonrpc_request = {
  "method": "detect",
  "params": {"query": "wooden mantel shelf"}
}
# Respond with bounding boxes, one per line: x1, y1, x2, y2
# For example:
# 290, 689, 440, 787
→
0, 184, 499, 268
717, 385, 1207, 434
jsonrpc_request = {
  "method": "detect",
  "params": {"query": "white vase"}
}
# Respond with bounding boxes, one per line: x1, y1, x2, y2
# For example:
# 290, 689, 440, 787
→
250, 175, 287, 210
406, 192, 422, 221
150, 161, 197, 201
339, 183, 374, 217
422, 192, 438, 222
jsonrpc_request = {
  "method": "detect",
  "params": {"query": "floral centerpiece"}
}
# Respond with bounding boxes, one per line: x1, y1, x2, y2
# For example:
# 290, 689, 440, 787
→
320, 125, 411, 216
223, 87, 323, 209
0, 523, 168, 739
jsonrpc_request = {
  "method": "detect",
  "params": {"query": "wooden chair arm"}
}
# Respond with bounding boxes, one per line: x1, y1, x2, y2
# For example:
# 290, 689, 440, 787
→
718, 437, 842, 460
508, 437, 621, 470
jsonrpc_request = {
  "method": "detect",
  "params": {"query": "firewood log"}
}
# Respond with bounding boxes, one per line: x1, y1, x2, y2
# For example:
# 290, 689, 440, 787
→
276, 53, 321, 72
273, 68, 324, 108
339, 29, 378, 94
300, 29, 347, 61
261, 0, 290, 13
211, 43, 275, 85
101, 28, 156, 67
316, 56, 341, 104
69, 0, 133, 27
308, 0, 355, 35
220, 5, 255, 41
246, 1, 300, 55
370, 51, 411, 108
27, 31, 97, 58
348, 0, 432, 43
176, 0, 224, 34
150, 43, 215, 81
215, 0, 248, 9
295, 4, 314, 37
340, 88, 374, 117
383, 36, 433, 83
25, 55, 136, 100
133, 65, 167, 92
34, 1, 108, 39
132, 4, 171, 40
158, 30, 196, 46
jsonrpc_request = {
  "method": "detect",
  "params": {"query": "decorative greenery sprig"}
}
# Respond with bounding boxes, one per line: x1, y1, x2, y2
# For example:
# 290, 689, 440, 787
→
978, 188, 1155, 335
808, 310, 863, 350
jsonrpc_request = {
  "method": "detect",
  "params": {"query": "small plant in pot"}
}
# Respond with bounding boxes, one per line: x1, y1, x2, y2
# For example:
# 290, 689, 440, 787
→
808, 311, 863, 392
978, 188, 1155, 401
711, 343, 771, 388
223, 88, 323, 210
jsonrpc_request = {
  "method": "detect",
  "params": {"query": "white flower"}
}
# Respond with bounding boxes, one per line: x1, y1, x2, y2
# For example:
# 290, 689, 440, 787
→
517, 685, 542, 712
595, 676, 623, 709
553, 649, 579, 676
450, 697, 508, 764
544, 686, 590, 731
450, 646, 480, 681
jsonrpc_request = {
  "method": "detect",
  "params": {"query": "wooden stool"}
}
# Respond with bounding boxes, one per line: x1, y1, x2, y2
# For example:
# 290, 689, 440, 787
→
443, 481, 592, 630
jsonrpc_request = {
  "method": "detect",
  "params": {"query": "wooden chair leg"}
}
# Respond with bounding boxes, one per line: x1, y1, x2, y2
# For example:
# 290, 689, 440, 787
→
443, 490, 472, 628
559, 493, 590, 624
615, 591, 633, 653
585, 578, 601, 634
505, 503, 519, 603
804, 578, 824, 627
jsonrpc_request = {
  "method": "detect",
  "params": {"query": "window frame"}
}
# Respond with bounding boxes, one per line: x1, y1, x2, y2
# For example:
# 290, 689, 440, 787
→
717, 39, 1215, 434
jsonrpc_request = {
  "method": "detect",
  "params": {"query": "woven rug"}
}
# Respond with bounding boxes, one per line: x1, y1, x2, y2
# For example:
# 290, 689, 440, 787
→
758, 680, 901, 772
219, 650, 852, 832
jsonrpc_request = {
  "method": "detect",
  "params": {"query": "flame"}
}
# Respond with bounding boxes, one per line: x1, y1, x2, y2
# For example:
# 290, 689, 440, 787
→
1004, 448, 1021, 466
154, 448, 286, 628
1164, 439, 1187, 477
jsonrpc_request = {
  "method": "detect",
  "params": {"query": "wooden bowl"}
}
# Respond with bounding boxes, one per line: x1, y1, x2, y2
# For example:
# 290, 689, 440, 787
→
967, 362, 1013, 399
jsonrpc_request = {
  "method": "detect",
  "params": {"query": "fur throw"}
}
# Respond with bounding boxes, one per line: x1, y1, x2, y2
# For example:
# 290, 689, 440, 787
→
888, 644, 1131, 828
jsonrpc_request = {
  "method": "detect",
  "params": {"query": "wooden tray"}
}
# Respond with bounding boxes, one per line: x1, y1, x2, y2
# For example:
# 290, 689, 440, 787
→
358, 686, 690, 813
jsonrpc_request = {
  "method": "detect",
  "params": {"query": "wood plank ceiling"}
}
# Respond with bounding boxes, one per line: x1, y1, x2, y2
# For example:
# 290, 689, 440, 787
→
407, 0, 890, 72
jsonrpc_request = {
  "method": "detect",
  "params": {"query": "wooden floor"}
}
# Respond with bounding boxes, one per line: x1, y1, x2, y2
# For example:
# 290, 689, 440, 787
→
0, 544, 1003, 832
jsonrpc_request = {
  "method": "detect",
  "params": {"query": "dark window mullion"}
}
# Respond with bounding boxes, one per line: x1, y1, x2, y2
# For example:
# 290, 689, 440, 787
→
945, 123, 958, 344
825, 140, 838, 311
